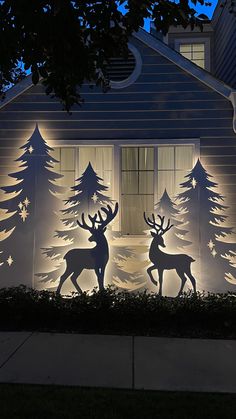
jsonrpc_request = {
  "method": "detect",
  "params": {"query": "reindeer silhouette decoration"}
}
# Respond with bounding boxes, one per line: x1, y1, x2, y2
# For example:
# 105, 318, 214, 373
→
144, 213, 197, 296
56, 203, 118, 294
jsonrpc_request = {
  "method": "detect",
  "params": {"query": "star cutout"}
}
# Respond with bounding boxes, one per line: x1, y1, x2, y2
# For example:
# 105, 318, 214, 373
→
91, 193, 98, 203
7, 255, 14, 266
191, 178, 197, 189
208, 240, 215, 251
18, 202, 23, 210
19, 207, 29, 222
28, 145, 34, 154
23, 197, 30, 207
212, 249, 217, 258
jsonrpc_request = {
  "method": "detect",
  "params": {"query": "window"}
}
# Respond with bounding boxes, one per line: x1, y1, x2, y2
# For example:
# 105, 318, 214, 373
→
157, 146, 193, 198
51, 146, 113, 198
121, 147, 154, 235
179, 43, 205, 69
175, 38, 210, 71
77, 147, 113, 196
121, 145, 194, 235
52, 148, 76, 195
51, 144, 194, 236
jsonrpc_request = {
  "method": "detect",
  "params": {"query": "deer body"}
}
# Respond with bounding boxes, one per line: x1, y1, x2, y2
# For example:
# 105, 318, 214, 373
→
57, 203, 118, 294
144, 213, 196, 296
149, 240, 194, 270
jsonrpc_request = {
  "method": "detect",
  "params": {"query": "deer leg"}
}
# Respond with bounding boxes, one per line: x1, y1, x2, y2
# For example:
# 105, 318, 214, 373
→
186, 268, 197, 294
95, 267, 105, 291
70, 272, 83, 294
176, 270, 187, 297
56, 267, 71, 295
158, 269, 164, 296
147, 265, 158, 286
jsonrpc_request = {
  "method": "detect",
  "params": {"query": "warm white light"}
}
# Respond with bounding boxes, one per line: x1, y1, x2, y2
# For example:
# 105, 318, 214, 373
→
28, 145, 34, 154
91, 193, 98, 203
19, 207, 29, 222
212, 249, 217, 258
7, 255, 14, 266
208, 240, 214, 250
18, 202, 23, 210
23, 197, 30, 207
191, 178, 197, 189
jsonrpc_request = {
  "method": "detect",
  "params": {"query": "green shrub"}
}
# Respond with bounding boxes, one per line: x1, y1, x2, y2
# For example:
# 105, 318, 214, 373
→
0, 285, 236, 338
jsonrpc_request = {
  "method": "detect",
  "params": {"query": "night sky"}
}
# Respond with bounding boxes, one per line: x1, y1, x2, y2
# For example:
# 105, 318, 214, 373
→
118, 0, 218, 31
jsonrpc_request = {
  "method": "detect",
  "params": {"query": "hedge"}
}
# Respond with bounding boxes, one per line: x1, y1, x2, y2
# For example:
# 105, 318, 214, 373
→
0, 285, 236, 339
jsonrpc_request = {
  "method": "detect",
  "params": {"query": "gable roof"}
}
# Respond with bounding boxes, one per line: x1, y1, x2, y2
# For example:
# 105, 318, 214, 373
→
134, 28, 232, 99
1, 28, 236, 133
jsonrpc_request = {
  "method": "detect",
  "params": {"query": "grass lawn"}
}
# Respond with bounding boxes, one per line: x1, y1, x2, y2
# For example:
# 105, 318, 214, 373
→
0, 384, 236, 419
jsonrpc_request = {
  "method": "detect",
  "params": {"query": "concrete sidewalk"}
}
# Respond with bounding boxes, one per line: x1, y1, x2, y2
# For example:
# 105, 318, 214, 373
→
0, 332, 133, 388
1, 332, 236, 393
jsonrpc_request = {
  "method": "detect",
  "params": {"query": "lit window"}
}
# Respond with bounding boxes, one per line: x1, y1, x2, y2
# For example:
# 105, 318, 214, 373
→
157, 146, 193, 198
121, 147, 154, 235
77, 147, 113, 196
51, 147, 113, 198
179, 43, 205, 69
51, 144, 194, 235
121, 145, 194, 235
52, 148, 76, 195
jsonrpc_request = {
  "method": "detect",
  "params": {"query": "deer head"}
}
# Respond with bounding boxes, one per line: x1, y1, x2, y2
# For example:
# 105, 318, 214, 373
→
77, 203, 118, 243
144, 213, 173, 248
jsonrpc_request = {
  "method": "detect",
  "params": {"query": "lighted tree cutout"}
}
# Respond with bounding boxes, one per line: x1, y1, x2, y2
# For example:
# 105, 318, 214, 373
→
177, 158, 236, 291
0, 124, 62, 285
37, 162, 114, 285
155, 189, 191, 250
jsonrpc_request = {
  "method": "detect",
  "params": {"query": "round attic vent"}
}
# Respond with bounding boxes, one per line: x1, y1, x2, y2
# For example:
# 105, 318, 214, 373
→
106, 51, 136, 82
106, 43, 142, 89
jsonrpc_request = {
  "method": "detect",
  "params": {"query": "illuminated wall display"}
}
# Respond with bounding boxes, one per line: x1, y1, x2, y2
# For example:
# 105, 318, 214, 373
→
0, 30, 236, 296
0, 125, 235, 296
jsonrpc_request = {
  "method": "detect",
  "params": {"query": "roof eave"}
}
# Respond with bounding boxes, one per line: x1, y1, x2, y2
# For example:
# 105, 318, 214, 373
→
133, 28, 232, 100
0, 75, 33, 111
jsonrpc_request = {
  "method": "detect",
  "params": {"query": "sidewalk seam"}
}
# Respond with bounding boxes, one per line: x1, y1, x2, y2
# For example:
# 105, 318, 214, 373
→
0, 332, 35, 370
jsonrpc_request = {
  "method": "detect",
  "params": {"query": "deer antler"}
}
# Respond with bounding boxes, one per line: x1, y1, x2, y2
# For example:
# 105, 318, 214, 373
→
157, 215, 173, 235
144, 212, 162, 233
96, 203, 119, 230
77, 203, 119, 232
77, 212, 98, 232
144, 213, 173, 235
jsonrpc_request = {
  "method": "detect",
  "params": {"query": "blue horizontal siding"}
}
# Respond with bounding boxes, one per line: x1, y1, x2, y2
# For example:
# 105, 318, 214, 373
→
0, 36, 235, 222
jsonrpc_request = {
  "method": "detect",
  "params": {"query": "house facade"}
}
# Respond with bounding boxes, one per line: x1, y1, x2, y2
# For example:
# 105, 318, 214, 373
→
0, 21, 236, 295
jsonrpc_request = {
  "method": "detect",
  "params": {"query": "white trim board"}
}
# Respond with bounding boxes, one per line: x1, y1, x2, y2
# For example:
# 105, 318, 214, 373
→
0, 76, 33, 111
0, 29, 235, 132
133, 29, 232, 100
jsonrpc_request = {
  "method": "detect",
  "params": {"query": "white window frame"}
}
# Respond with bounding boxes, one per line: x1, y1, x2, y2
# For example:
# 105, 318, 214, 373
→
52, 139, 200, 237
114, 139, 200, 235
175, 38, 211, 71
